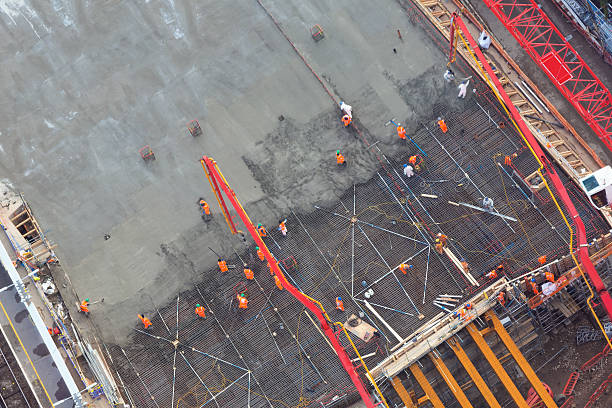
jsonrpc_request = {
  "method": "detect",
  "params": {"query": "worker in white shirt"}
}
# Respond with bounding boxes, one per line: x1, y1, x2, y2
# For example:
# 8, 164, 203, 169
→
478, 31, 491, 50
403, 164, 414, 178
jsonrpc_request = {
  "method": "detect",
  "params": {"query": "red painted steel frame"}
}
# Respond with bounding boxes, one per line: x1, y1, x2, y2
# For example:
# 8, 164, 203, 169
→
200, 156, 376, 408
452, 14, 612, 319
482, 0, 612, 150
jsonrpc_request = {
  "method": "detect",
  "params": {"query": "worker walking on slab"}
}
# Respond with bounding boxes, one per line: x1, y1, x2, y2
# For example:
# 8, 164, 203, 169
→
79, 299, 90, 316
399, 263, 413, 274
403, 163, 414, 178
278, 219, 288, 236
335, 296, 344, 311
244, 265, 254, 280
336, 150, 347, 166
257, 224, 267, 237
195, 304, 206, 319
218, 258, 229, 273
199, 199, 212, 221
396, 124, 406, 140
237, 293, 248, 309
138, 314, 152, 329
256, 246, 265, 261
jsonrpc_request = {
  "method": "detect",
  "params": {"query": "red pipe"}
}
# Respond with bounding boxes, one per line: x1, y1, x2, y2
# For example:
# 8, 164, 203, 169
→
452, 14, 612, 319
201, 157, 376, 407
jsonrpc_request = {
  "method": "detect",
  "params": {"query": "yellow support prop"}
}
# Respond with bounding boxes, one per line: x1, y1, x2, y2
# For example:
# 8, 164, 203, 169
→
466, 323, 529, 408
409, 364, 444, 408
485, 311, 558, 408
448, 337, 502, 408
390, 376, 417, 408
429, 352, 473, 408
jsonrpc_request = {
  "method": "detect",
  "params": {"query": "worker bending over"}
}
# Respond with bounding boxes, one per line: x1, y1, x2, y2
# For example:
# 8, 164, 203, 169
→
403, 163, 414, 178
486, 264, 504, 279
434, 233, 447, 254
409, 155, 423, 171
257, 224, 267, 237
478, 30, 491, 50
138, 314, 152, 329
79, 299, 90, 316
335, 297, 344, 311
199, 199, 211, 221
437, 117, 448, 133
545, 271, 555, 282
244, 266, 254, 280
443, 68, 455, 83
256, 246, 265, 261
218, 258, 228, 273
274, 275, 283, 290
195, 304, 206, 319
278, 219, 287, 236
398, 263, 413, 274
336, 150, 346, 166
237, 293, 248, 309
497, 291, 507, 306
396, 124, 406, 140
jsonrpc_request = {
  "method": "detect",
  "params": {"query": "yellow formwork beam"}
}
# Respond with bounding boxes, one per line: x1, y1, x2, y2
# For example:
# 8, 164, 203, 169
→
409, 364, 444, 408
485, 310, 558, 408
429, 352, 473, 408
390, 376, 417, 408
466, 323, 529, 408
448, 337, 502, 408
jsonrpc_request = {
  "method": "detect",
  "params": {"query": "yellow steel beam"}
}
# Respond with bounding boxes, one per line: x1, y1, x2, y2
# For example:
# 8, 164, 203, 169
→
448, 337, 502, 408
390, 376, 417, 408
466, 323, 529, 408
409, 364, 444, 408
429, 352, 473, 408
485, 310, 558, 408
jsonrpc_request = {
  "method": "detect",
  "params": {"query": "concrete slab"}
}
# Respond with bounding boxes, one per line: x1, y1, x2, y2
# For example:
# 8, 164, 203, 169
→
0, 0, 461, 344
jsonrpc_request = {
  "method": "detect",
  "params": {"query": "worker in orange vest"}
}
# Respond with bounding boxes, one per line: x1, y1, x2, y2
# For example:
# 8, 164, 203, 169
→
336, 150, 346, 166
486, 269, 498, 279
278, 219, 288, 236
342, 114, 351, 127
138, 314, 152, 329
397, 124, 406, 140
545, 271, 555, 282
256, 246, 265, 261
435, 233, 447, 254
237, 293, 248, 309
529, 277, 539, 295
199, 200, 211, 215
257, 224, 267, 237
409, 155, 423, 171
398, 263, 413, 274
244, 266, 254, 280
538, 255, 547, 265
195, 304, 206, 319
460, 258, 469, 273
218, 259, 228, 273
497, 291, 506, 306
335, 297, 344, 311
274, 275, 283, 290
79, 299, 90, 315
437, 117, 448, 133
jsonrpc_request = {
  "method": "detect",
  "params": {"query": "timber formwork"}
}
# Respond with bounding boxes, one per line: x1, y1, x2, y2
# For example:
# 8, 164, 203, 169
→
108, 88, 608, 407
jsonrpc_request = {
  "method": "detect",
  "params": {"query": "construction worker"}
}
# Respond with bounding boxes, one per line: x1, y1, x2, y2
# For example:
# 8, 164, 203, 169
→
267, 258, 277, 275
340, 101, 352, 119
257, 224, 267, 237
218, 258, 229, 273
460, 258, 469, 273
497, 291, 506, 306
237, 293, 248, 309
486, 269, 498, 279
79, 299, 90, 315
435, 233, 447, 254
199, 200, 211, 216
403, 163, 414, 178
443, 68, 455, 83
335, 296, 344, 311
278, 219, 288, 236
478, 30, 491, 50
482, 196, 494, 212
398, 263, 413, 274
274, 275, 283, 290
244, 266, 254, 280
529, 277, 539, 295
195, 304, 206, 319
342, 114, 351, 127
138, 314, 152, 329
545, 271, 555, 282
457, 79, 470, 99
538, 255, 547, 265
336, 150, 346, 166
504, 153, 517, 166
397, 124, 406, 140
409, 155, 423, 171
256, 246, 265, 261
437, 117, 448, 133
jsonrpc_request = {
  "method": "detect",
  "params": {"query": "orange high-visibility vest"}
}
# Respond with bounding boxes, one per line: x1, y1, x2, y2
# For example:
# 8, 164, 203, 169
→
279, 221, 287, 234
438, 119, 448, 133
342, 115, 351, 126
545, 272, 555, 282
336, 297, 344, 311
256, 248, 265, 261
201, 202, 210, 215
538, 255, 547, 264
195, 306, 206, 318
274, 275, 283, 290
397, 126, 406, 140
139, 315, 152, 328
409, 156, 417, 165
460, 260, 469, 272
80, 301, 89, 313
399, 264, 411, 274
258, 225, 267, 237
238, 295, 248, 309
530, 281, 539, 295
497, 292, 506, 305
218, 260, 228, 272
244, 268, 254, 280
486, 270, 497, 279
336, 153, 345, 164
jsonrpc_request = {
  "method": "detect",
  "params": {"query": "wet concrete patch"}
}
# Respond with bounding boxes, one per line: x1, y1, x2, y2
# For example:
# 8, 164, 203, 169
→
33, 343, 49, 357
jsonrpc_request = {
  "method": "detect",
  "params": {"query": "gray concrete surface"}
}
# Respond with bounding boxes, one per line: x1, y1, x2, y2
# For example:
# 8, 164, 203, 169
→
0, 0, 459, 344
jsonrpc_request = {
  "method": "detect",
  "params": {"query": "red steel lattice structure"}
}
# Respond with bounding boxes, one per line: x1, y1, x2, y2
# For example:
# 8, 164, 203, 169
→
482, 0, 612, 151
